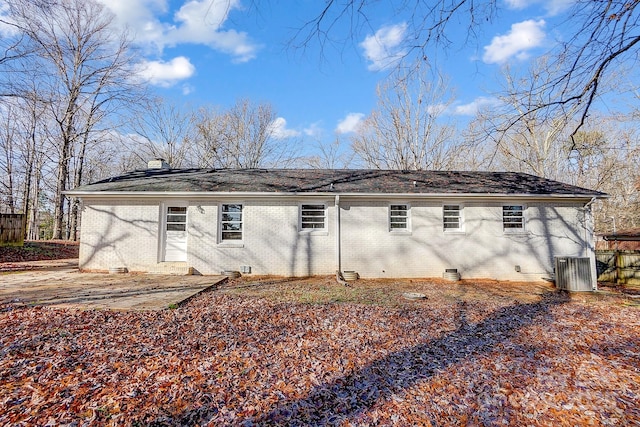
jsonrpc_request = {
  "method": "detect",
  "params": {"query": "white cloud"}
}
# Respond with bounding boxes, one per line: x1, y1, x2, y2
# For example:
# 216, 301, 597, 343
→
504, 0, 574, 16
453, 97, 501, 115
0, 3, 20, 37
182, 83, 195, 95
269, 117, 300, 140
167, 0, 258, 62
336, 113, 365, 134
303, 122, 324, 138
544, 0, 575, 16
136, 56, 196, 87
98, 0, 166, 49
360, 23, 407, 71
504, 0, 530, 9
100, 0, 258, 62
482, 19, 546, 64
426, 104, 449, 116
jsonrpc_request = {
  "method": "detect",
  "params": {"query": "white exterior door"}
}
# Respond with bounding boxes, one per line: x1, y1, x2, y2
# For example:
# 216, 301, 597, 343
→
163, 205, 188, 262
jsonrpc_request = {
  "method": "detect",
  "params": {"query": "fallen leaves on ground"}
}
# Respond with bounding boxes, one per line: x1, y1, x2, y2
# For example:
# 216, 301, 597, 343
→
1, 279, 639, 426
0, 240, 79, 269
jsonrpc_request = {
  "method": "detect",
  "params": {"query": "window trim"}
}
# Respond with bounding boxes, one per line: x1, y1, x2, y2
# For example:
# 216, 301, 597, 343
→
299, 202, 328, 233
443, 203, 464, 233
166, 206, 188, 232
219, 202, 244, 244
389, 203, 411, 233
502, 204, 526, 233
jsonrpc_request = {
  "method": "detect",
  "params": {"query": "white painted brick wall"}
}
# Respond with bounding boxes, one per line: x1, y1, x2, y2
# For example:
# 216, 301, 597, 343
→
79, 197, 592, 282
79, 200, 160, 271
340, 200, 589, 281
188, 199, 335, 276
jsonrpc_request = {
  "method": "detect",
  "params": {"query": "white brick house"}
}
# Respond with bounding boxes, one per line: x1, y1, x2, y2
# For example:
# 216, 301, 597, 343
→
67, 168, 605, 284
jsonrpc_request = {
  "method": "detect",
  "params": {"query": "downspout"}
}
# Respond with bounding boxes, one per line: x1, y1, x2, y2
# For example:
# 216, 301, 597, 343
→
583, 197, 596, 257
335, 194, 349, 286
335, 194, 341, 275
583, 197, 597, 290
583, 197, 597, 209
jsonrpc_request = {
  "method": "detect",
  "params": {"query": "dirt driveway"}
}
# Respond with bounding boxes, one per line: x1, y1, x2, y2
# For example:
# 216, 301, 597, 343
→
0, 260, 226, 310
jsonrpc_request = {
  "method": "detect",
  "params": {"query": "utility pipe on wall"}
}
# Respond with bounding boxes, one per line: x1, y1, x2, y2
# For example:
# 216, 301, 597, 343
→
335, 194, 341, 275
583, 197, 596, 257
583, 197, 597, 290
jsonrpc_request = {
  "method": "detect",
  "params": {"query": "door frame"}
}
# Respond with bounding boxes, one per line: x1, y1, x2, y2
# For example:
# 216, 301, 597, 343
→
159, 201, 189, 262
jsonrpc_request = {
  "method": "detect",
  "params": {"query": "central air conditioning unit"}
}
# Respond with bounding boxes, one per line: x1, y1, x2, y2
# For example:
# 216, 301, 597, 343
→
555, 257, 594, 291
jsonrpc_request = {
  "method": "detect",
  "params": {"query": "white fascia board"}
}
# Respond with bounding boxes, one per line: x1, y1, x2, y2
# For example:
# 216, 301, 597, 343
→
65, 190, 601, 202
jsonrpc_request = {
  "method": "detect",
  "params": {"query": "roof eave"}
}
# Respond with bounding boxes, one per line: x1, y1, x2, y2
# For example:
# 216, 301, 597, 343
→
64, 190, 605, 200
602, 235, 640, 241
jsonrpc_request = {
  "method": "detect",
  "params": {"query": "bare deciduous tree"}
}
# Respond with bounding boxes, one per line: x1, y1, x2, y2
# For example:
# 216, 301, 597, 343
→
302, 136, 355, 169
0, 90, 50, 238
193, 98, 300, 168
191, 105, 226, 168
0, 101, 19, 213
351, 67, 459, 170
128, 98, 195, 169
570, 124, 640, 232
293, 0, 640, 137
1, 0, 142, 239
472, 58, 578, 180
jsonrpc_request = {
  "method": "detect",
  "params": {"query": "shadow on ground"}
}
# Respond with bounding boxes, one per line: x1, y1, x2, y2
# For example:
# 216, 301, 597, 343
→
170, 290, 569, 425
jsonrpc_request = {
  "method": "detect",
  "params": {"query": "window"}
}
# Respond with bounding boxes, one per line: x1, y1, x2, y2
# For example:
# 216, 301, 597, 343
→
390, 204, 409, 231
166, 206, 187, 231
301, 204, 326, 230
503, 205, 524, 231
221, 204, 243, 241
443, 205, 461, 231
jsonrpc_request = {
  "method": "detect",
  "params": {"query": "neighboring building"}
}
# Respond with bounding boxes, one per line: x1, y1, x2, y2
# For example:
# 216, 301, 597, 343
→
596, 228, 640, 251
66, 167, 606, 284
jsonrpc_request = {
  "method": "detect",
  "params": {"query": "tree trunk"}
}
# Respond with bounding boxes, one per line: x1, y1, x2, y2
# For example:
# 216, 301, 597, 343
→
21, 109, 37, 239
21, 154, 32, 238
27, 166, 40, 240
1, 119, 16, 214
51, 138, 70, 240
69, 132, 88, 241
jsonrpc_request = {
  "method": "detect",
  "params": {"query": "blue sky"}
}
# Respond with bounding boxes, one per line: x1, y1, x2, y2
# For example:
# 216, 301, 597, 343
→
99, 0, 577, 145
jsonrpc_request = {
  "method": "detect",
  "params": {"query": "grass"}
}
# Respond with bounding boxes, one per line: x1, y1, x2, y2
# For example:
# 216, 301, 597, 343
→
218, 276, 398, 305
217, 275, 577, 307
217, 275, 637, 309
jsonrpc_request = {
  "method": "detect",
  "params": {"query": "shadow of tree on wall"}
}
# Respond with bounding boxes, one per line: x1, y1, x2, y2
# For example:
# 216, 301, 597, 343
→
169, 290, 568, 426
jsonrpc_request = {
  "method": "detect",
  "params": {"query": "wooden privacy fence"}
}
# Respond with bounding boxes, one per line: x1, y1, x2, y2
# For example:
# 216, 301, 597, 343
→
0, 213, 26, 246
596, 250, 640, 285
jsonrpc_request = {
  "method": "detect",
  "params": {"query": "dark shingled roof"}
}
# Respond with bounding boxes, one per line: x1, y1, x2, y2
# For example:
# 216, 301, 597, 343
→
69, 169, 605, 197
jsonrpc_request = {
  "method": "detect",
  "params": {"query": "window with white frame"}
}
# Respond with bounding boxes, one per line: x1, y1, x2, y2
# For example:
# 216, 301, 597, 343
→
503, 205, 524, 231
166, 206, 187, 231
443, 205, 461, 231
389, 204, 409, 231
300, 204, 326, 230
221, 204, 243, 241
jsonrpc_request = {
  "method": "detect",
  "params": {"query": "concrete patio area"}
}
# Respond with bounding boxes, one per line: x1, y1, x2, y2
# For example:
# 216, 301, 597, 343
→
0, 262, 226, 310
